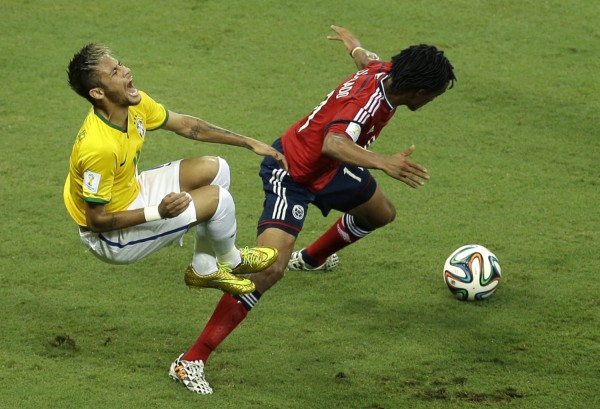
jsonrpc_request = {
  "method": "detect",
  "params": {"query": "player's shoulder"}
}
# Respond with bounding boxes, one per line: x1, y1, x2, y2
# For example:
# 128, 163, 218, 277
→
137, 90, 160, 107
133, 90, 166, 116
365, 60, 391, 73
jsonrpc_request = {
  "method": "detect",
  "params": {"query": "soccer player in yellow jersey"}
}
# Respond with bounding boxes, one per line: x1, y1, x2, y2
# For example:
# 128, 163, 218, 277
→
64, 44, 287, 394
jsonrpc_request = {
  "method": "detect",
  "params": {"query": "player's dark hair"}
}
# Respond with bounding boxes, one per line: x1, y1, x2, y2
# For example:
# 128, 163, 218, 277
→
389, 45, 456, 93
67, 43, 111, 104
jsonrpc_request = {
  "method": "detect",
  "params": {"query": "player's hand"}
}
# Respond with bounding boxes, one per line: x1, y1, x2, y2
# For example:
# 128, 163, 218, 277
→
159, 192, 192, 218
250, 141, 289, 171
327, 25, 362, 54
383, 145, 430, 188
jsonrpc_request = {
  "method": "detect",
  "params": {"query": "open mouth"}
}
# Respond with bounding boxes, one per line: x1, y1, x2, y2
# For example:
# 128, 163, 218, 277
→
127, 79, 139, 97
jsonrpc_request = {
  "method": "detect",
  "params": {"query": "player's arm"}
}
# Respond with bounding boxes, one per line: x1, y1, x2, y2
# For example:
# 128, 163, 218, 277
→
321, 132, 430, 189
327, 25, 380, 70
84, 192, 191, 232
163, 111, 287, 170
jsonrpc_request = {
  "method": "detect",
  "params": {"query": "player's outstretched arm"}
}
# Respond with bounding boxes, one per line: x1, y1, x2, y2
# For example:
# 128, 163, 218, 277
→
322, 133, 429, 189
327, 25, 380, 70
163, 111, 287, 170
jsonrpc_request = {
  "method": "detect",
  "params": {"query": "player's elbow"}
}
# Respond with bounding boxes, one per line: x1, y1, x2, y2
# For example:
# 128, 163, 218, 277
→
321, 133, 344, 158
85, 220, 105, 233
84, 212, 108, 233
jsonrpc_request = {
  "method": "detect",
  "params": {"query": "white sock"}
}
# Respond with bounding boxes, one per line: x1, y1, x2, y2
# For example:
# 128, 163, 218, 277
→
191, 222, 218, 276
206, 187, 241, 267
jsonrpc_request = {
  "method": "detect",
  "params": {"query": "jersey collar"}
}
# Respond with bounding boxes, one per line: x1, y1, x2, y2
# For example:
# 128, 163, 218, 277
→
94, 108, 127, 132
377, 74, 395, 111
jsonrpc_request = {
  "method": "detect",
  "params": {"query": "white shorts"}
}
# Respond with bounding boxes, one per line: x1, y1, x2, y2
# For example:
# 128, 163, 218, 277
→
79, 160, 198, 264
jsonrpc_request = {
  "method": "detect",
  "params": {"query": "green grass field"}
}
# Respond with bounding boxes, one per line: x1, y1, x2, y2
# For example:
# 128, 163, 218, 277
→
1, 0, 599, 407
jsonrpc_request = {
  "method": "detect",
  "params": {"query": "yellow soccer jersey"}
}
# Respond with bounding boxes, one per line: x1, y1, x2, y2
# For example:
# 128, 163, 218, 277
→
63, 91, 168, 226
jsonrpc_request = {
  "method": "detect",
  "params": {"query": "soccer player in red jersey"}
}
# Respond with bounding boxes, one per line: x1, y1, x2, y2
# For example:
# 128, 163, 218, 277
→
178, 25, 456, 394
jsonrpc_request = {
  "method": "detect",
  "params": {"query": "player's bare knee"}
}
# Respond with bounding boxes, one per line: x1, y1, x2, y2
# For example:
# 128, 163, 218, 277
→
361, 204, 395, 229
376, 199, 396, 226
180, 156, 220, 190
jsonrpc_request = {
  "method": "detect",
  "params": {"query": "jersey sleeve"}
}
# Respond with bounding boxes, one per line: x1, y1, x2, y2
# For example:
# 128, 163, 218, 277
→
138, 91, 169, 131
325, 101, 367, 142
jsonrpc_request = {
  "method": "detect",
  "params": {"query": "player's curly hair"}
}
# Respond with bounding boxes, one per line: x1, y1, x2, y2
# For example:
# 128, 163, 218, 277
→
67, 43, 111, 104
389, 45, 456, 93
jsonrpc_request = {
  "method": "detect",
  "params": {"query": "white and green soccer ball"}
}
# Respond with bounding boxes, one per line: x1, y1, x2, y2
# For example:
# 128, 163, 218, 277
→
443, 244, 502, 301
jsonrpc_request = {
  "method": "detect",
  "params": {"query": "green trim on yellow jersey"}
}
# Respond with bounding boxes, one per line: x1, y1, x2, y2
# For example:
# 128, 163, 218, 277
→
94, 109, 126, 132
84, 197, 110, 204
153, 109, 169, 130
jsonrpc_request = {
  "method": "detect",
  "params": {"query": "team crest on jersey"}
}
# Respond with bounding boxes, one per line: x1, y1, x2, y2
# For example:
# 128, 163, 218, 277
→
83, 170, 101, 194
292, 205, 305, 220
136, 118, 145, 138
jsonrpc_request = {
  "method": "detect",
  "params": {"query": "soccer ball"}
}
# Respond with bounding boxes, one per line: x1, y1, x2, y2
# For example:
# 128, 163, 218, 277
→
443, 244, 502, 301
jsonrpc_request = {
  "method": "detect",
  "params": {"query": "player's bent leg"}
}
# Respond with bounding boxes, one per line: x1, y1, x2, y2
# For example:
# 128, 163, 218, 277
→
251, 228, 297, 293
291, 188, 394, 271
348, 187, 396, 230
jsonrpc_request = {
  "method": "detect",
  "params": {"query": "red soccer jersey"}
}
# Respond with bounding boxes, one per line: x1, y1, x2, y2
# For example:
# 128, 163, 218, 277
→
281, 60, 396, 191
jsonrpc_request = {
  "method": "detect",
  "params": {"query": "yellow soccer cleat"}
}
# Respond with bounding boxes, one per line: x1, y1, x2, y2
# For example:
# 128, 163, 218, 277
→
231, 246, 279, 275
184, 264, 255, 295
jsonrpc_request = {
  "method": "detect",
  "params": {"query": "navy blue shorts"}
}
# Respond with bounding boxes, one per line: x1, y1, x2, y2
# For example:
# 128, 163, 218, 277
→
257, 139, 377, 237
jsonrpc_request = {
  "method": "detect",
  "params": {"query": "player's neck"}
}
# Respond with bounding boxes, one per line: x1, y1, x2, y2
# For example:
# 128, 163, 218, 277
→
383, 79, 402, 108
95, 104, 128, 130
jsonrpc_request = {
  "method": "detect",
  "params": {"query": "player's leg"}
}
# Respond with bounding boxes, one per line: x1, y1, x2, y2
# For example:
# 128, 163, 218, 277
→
181, 156, 274, 272
170, 183, 280, 395
177, 227, 297, 377
81, 160, 212, 264
253, 227, 297, 292
347, 187, 396, 228
180, 158, 237, 278
290, 166, 395, 270
184, 185, 277, 295
176, 148, 306, 381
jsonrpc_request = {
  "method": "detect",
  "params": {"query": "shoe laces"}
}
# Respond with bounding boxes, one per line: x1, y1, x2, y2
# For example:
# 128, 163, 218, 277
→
240, 247, 261, 266
217, 262, 233, 274
181, 359, 205, 379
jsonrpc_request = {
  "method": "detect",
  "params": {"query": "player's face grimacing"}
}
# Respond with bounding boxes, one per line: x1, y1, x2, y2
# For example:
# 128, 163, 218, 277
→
93, 55, 142, 107
406, 82, 449, 111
